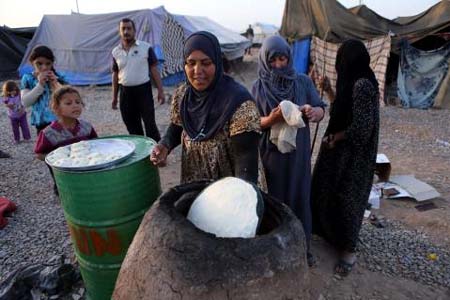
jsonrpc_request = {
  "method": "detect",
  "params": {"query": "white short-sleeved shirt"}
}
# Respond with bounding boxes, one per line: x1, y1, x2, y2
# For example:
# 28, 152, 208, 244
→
111, 40, 157, 87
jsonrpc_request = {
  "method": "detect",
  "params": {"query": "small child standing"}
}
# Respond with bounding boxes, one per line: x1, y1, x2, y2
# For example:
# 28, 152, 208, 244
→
35, 86, 98, 194
2, 81, 31, 144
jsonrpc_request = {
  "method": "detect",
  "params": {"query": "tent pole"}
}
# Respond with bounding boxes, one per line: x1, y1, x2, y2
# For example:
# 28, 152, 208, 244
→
310, 27, 330, 156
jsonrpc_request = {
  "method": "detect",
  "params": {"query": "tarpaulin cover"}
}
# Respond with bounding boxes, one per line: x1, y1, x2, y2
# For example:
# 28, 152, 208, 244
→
349, 5, 402, 33
434, 60, 450, 109
0, 27, 31, 79
310, 35, 391, 104
292, 38, 311, 75
0, 255, 81, 299
2, 26, 35, 39
280, 0, 450, 51
280, 0, 386, 42
397, 40, 450, 109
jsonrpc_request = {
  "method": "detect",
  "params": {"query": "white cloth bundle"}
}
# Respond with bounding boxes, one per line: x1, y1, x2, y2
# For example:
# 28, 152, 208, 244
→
270, 100, 305, 153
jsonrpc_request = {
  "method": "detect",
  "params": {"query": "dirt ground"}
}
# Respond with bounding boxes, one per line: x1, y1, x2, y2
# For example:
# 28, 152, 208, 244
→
0, 54, 449, 299
157, 58, 450, 299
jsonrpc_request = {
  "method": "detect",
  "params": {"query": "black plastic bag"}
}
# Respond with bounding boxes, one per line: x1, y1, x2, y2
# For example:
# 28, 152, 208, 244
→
0, 255, 81, 300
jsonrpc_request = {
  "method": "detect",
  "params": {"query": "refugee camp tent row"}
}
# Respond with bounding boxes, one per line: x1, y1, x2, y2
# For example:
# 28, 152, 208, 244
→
280, 0, 450, 109
18, 6, 250, 86
0, 26, 35, 80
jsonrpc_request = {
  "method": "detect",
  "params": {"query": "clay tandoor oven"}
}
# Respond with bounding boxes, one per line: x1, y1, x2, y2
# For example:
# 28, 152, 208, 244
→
113, 181, 310, 300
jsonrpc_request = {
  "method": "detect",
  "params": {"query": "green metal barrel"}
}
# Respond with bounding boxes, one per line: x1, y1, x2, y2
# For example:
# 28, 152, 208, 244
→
52, 135, 161, 300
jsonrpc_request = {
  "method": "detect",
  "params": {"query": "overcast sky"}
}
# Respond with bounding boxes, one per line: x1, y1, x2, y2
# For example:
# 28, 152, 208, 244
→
0, 0, 442, 32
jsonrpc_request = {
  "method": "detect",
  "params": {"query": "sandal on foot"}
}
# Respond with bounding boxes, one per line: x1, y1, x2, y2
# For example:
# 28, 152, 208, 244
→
307, 253, 316, 268
0, 150, 11, 158
334, 259, 355, 276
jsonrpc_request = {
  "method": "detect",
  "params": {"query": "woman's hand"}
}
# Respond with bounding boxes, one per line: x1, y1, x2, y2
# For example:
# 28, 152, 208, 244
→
269, 106, 284, 124
261, 106, 284, 129
322, 134, 335, 149
322, 131, 345, 149
301, 104, 324, 122
150, 144, 169, 167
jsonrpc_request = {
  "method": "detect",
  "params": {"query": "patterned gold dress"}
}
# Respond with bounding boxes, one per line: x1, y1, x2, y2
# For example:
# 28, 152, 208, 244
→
170, 85, 261, 184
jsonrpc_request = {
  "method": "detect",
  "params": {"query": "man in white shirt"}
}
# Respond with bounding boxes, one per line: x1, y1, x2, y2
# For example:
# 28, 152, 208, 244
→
112, 18, 165, 141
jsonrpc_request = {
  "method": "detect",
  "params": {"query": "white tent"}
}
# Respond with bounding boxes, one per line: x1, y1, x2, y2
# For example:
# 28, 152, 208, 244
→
252, 22, 279, 45
19, 6, 250, 85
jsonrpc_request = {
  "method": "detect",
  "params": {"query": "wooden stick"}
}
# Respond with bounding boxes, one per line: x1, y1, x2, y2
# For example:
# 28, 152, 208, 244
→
310, 28, 330, 155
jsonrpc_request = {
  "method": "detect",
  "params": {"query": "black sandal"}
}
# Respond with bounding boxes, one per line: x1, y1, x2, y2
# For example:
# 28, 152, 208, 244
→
0, 150, 11, 158
334, 259, 355, 276
307, 253, 316, 268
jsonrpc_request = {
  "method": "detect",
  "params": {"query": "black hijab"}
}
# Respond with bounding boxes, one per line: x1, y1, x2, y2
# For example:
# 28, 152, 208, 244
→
180, 31, 252, 141
327, 39, 379, 134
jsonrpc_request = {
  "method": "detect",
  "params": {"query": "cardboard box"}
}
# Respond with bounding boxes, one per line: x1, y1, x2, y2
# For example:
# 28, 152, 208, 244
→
375, 154, 391, 182
389, 175, 441, 202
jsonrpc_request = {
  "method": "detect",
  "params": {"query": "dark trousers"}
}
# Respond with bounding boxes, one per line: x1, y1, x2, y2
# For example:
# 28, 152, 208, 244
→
119, 81, 161, 142
10, 114, 31, 142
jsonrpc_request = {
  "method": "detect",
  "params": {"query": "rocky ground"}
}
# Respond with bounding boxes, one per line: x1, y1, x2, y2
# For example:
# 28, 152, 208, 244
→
1, 58, 449, 299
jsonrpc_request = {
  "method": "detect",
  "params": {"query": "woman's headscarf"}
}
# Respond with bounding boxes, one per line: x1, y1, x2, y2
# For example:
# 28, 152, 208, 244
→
252, 35, 299, 116
327, 39, 379, 134
180, 31, 252, 141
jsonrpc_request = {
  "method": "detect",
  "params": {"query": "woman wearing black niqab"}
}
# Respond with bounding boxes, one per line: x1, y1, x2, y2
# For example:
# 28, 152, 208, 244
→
311, 39, 380, 276
150, 31, 261, 184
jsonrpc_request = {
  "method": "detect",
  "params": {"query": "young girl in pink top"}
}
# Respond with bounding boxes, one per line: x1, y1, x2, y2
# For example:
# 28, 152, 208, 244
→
34, 86, 97, 158
35, 86, 97, 194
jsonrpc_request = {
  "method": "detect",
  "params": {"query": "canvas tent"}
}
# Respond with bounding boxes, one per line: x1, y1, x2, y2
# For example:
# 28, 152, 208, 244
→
280, 0, 386, 43
19, 6, 250, 86
280, 0, 450, 108
4, 27, 35, 40
350, 2, 450, 51
350, 2, 450, 109
348, 5, 400, 33
0, 27, 33, 79
174, 14, 250, 60
280, 0, 450, 50
279, 0, 391, 86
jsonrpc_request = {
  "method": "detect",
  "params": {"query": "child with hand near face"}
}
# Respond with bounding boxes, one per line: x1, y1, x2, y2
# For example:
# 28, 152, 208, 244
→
21, 45, 66, 133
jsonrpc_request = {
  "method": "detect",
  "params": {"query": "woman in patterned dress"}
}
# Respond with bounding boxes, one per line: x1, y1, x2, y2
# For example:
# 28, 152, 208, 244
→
150, 31, 261, 184
252, 35, 326, 266
311, 39, 380, 275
